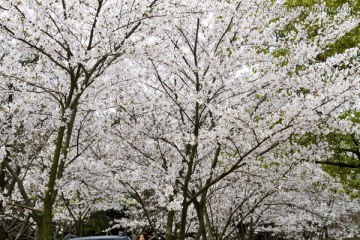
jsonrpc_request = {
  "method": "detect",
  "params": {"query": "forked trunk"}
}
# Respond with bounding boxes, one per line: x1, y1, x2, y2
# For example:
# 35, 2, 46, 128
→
37, 204, 53, 240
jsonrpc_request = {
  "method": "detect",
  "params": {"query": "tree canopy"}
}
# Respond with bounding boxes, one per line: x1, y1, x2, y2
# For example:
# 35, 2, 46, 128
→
0, 0, 359, 239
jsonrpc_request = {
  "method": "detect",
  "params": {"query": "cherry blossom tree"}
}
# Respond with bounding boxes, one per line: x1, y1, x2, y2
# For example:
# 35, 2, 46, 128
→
0, 0, 359, 239
107, 1, 360, 239
0, 0, 167, 239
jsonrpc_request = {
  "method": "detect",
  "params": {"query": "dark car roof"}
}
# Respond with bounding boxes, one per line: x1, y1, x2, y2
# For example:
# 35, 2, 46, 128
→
70, 236, 129, 240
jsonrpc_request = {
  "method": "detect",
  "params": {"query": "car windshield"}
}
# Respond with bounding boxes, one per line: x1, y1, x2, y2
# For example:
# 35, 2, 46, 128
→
70, 237, 127, 240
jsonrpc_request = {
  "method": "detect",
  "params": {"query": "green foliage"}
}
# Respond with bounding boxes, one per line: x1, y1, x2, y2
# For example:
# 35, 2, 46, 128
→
286, 0, 359, 10
262, 161, 281, 170
281, 0, 360, 63
340, 111, 360, 124
295, 132, 318, 147
317, 25, 360, 62
270, 118, 284, 129
296, 87, 310, 96
84, 211, 111, 235
272, 48, 290, 58
83, 209, 128, 236
322, 130, 360, 198
323, 162, 360, 198
283, 0, 360, 198
295, 112, 360, 198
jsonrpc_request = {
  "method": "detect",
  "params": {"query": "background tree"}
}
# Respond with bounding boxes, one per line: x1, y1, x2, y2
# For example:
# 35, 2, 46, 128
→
0, 0, 359, 239
0, 0, 164, 239
108, 1, 360, 239
284, 0, 360, 200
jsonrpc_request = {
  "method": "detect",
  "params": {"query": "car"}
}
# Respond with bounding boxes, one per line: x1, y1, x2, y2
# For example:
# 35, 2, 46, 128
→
69, 236, 130, 240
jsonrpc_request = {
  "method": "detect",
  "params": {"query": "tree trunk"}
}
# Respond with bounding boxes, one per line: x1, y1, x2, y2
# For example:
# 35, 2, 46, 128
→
178, 201, 190, 240
166, 210, 175, 240
36, 124, 66, 240
194, 201, 206, 240
204, 206, 215, 240
194, 190, 209, 240
0, 226, 6, 240
74, 216, 84, 237
37, 205, 53, 240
